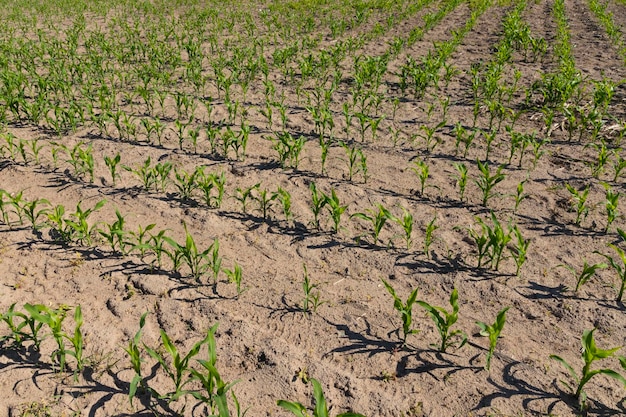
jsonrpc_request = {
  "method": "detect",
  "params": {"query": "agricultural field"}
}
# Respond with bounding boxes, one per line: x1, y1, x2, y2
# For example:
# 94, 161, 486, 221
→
1, 0, 626, 415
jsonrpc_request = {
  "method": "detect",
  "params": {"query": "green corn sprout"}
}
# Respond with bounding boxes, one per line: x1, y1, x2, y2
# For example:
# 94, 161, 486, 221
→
595, 242, 626, 302
550, 329, 626, 410
565, 183, 590, 226
257, 187, 278, 220
125, 311, 148, 403
98, 210, 128, 255
601, 182, 619, 233
558, 261, 608, 293
309, 182, 327, 229
144, 324, 215, 403
325, 188, 347, 234
224, 262, 245, 295
411, 159, 430, 197
0, 303, 44, 349
22, 198, 50, 232
302, 264, 324, 314
278, 379, 366, 417
475, 160, 505, 207
274, 187, 293, 223
509, 225, 530, 277
104, 153, 121, 186
423, 214, 438, 259
417, 288, 467, 352
351, 204, 392, 245
513, 179, 528, 213
234, 183, 260, 214
476, 306, 510, 371
173, 166, 201, 202
453, 162, 468, 202
381, 279, 419, 348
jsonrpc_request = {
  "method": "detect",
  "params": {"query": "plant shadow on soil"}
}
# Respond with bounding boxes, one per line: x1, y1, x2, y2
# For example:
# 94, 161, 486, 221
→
477, 361, 626, 417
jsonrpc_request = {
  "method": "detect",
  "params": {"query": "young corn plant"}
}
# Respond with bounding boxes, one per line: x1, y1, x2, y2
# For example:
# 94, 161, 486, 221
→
513, 179, 529, 214
381, 279, 419, 348
278, 379, 366, 417
234, 183, 260, 214
595, 236, 626, 302
301, 264, 324, 314
23, 304, 84, 373
557, 261, 608, 293
22, 198, 50, 232
602, 182, 619, 233
475, 160, 505, 207
351, 204, 392, 246
476, 306, 510, 371
189, 323, 243, 416
509, 225, 530, 277
143, 325, 215, 404
453, 162, 468, 202
104, 153, 121, 187
550, 329, 626, 410
164, 225, 214, 282
423, 215, 438, 259
325, 189, 347, 234
411, 159, 430, 197
565, 183, 590, 226
0, 303, 45, 350
417, 288, 467, 353
391, 207, 414, 250
98, 210, 129, 255
224, 262, 245, 296
309, 182, 327, 230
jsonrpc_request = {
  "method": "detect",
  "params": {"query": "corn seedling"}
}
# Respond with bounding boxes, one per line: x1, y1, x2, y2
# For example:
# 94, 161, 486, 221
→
22, 198, 50, 232
557, 261, 607, 293
104, 153, 121, 187
174, 166, 201, 202
514, 179, 529, 213
0, 303, 45, 349
325, 188, 347, 234
234, 183, 260, 214
302, 264, 324, 314
390, 207, 414, 250
601, 182, 619, 233
270, 131, 306, 169
340, 141, 365, 182
123, 157, 157, 192
197, 169, 226, 209
278, 378, 366, 417
164, 225, 214, 282
351, 204, 392, 246
381, 279, 419, 348
125, 312, 148, 405
550, 329, 626, 410
23, 304, 84, 373
476, 306, 510, 371
274, 187, 293, 224
423, 214, 438, 259
189, 323, 243, 416
128, 223, 156, 260
565, 183, 590, 226
453, 162, 468, 202
417, 288, 467, 352
509, 225, 530, 277
251, 186, 275, 220
595, 242, 626, 302
224, 262, 245, 295
309, 182, 327, 230
475, 160, 505, 207
98, 210, 129, 255
411, 159, 430, 197
143, 324, 215, 403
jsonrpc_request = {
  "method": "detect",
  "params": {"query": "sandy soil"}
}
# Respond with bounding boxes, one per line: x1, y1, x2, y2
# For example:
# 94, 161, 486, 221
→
1, 0, 625, 416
